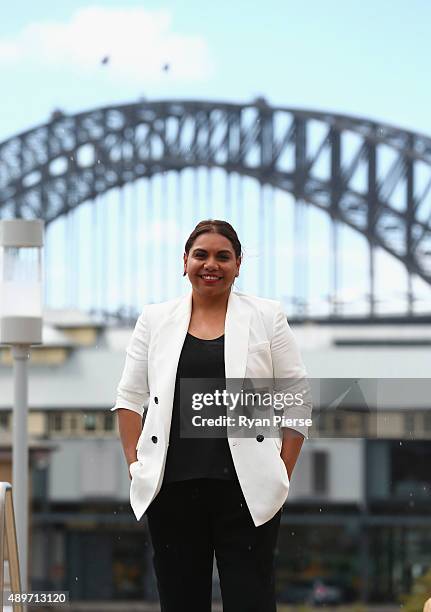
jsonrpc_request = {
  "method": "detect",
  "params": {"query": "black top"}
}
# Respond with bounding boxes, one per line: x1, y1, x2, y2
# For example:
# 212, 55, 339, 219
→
162, 332, 239, 484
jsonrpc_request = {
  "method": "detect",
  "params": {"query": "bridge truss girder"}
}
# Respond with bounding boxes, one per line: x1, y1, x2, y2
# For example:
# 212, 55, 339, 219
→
0, 99, 430, 288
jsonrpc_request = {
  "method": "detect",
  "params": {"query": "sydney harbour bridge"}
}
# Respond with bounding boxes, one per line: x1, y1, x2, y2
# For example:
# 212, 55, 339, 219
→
1, 98, 430, 321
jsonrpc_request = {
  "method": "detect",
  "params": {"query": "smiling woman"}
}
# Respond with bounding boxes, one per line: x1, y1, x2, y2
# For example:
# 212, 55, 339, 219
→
112, 218, 312, 612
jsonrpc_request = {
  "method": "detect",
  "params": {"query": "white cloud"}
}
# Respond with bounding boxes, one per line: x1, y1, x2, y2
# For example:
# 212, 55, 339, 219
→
0, 6, 214, 82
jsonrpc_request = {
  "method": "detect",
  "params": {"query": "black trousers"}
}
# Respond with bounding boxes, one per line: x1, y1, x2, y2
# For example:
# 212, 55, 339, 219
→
146, 478, 282, 612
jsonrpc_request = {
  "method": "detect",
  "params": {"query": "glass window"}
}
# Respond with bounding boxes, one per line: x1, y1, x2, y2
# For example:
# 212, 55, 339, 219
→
423, 412, 431, 433
312, 450, 328, 494
70, 414, 79, 433
0, 413, 10, 430
391, 440, 431, 498
404, 413, 415, 436
345, 413, 363, 436
49, 413, 63, 432
104, 413, 115, 431
316, 410, 328, 435
84, 413, 97, 431
333, 413, 343, 433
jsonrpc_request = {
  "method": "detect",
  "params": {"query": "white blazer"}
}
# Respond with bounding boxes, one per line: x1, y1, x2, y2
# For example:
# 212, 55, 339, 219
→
111, 288, 312, 527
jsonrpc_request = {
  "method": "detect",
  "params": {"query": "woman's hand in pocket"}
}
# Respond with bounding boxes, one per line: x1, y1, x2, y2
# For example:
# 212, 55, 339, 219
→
128, 459, 139, 480
280, 427, 305, 481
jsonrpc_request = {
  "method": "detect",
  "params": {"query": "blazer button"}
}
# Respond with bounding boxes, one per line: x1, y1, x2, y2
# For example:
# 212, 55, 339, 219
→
256, 434, 264, 442
151, 435, 158, 443
154, 396, 159, 404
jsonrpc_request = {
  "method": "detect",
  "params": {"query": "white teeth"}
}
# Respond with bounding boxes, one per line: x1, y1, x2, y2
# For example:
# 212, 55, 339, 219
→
202, 275, 220, 280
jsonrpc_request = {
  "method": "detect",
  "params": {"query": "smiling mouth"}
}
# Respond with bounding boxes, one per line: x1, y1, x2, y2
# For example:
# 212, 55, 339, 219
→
200, 275, 222, 281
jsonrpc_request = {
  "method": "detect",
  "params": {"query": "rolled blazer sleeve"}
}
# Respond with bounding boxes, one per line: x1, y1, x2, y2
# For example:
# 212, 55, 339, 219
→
271, 301, 313, 439
110, 307, 150, 417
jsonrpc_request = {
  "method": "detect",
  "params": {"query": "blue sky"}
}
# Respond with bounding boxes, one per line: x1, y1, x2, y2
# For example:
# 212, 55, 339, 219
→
1, 1, 431, 312
2, 0, 431, 140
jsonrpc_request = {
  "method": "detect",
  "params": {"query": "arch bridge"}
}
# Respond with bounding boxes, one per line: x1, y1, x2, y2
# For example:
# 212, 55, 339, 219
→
1, 99, 430, 318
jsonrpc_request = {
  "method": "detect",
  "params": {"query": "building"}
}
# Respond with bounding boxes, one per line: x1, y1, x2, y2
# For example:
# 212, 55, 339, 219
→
0, 307, 430, 604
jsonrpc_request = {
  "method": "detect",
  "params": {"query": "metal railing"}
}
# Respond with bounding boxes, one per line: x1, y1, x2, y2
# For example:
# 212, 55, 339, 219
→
0, 483, 22, 612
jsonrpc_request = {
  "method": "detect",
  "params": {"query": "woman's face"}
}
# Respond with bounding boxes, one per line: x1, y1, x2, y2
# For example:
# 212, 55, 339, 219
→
183, 232, 241, 297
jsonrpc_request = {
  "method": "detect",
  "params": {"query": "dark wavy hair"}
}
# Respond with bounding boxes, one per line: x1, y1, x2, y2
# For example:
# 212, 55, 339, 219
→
183, 219, 242, 273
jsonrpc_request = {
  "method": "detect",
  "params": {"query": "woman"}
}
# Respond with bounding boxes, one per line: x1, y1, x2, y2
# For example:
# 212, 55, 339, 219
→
111, 219, 312, 612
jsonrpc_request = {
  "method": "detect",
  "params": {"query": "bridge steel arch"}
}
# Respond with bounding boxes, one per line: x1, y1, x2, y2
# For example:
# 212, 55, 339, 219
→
1, 99, 431, 298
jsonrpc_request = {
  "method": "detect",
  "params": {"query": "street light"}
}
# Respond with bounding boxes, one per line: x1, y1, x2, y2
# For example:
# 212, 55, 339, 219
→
0, 219, 44, 592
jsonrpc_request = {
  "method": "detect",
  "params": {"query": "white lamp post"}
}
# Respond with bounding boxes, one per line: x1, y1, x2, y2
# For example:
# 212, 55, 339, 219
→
0, 219, 44, 592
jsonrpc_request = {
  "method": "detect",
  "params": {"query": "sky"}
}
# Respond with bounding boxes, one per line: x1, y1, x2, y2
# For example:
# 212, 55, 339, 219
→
1, 0, 431, 313
1, 0, 431, 140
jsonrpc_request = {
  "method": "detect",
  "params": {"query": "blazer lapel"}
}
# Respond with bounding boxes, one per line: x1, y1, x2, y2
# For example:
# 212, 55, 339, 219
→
224, 290, 252, 380
153, 292, 192, 437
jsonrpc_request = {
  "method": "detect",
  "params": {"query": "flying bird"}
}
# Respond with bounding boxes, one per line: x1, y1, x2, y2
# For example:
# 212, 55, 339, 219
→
101, 55, 110, 66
